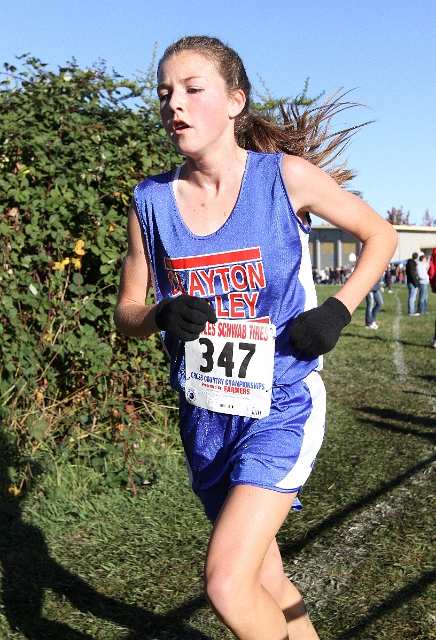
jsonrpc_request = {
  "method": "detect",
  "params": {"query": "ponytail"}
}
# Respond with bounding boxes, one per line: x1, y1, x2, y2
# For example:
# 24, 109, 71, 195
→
237, 90, 371, 187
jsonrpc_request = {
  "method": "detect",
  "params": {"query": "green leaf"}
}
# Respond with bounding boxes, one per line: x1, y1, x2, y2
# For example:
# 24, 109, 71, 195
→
30, 419, 49, 440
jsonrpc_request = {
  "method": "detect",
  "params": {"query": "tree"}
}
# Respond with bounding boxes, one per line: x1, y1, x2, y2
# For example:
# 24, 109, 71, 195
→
251, 76, 323, 119
386, 206, 412, 225
422, 209, 434, 226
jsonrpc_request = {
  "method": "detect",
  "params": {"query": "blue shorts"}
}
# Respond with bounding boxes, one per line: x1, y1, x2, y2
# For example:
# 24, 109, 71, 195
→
179, 370, 326, 521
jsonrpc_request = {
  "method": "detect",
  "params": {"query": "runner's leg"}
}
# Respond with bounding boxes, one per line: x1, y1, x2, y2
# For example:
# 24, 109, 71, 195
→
260, 537, 318, 638
204, 484, 319, 640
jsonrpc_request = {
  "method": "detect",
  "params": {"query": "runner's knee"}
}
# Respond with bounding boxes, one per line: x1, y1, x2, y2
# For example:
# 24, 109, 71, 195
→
205, 562, 256, 620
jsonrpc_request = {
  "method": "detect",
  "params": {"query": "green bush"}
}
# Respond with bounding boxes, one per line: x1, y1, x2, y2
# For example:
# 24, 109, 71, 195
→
0, 55, 182, 481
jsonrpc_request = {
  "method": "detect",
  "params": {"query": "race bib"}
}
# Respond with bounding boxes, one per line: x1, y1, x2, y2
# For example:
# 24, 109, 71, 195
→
184, 319, 276, 419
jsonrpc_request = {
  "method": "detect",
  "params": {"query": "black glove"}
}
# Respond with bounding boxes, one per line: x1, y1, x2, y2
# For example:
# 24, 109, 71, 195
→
155, 295, 217, 342
288, 297, 351, 356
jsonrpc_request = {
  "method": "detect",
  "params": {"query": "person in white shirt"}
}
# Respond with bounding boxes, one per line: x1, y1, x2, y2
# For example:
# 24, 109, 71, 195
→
417, 254, 430, 315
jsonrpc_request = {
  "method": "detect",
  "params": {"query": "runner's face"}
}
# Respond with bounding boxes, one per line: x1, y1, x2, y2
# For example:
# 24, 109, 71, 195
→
157, 52, 239, 157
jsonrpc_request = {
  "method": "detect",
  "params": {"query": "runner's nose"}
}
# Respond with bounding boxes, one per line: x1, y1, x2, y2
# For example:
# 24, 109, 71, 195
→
167, 88, 185, 114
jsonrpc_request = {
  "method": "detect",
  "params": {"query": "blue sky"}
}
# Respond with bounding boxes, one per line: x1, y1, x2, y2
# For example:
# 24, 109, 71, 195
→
1, 0, 435, 225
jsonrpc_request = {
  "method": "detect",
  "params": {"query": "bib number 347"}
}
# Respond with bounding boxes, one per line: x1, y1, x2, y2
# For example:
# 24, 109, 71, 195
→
184, 319, 276, 419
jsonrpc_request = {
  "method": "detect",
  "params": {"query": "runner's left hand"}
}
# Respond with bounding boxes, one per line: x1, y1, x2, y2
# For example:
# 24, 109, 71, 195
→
289, 297, 351, 355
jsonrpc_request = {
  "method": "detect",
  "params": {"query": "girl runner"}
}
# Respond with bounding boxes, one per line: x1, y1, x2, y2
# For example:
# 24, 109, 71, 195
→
114, 36, 398, 640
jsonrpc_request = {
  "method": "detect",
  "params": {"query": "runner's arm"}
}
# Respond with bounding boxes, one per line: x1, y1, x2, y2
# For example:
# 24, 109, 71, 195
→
113, 200, 159, 338
282, 155, 398, 314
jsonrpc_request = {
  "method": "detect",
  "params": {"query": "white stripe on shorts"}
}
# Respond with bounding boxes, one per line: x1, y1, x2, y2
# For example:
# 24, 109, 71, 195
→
275, 370, 326, 489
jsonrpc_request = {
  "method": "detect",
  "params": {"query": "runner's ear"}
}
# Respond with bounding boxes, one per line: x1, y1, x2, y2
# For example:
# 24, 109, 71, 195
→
228, 88, 246, 119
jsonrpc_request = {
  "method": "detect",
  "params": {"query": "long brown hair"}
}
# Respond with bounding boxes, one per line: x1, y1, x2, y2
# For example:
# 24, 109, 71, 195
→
159, 36, 370, 186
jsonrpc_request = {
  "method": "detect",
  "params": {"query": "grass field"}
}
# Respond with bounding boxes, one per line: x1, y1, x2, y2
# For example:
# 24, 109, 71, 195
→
1, 284, 435, 639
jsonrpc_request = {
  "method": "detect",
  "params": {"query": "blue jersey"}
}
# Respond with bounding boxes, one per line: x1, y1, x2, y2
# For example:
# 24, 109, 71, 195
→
134, 151, 319, 393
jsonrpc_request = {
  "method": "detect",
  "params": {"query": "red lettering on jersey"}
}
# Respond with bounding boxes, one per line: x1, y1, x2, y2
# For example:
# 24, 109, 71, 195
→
197, 269, 216, 295
201, 321, 216, 336
229, 293, 245, 318
168, 271, 186, 295
188, 271, 206, 297
242, 291, 259, 318
166, 250, 264, 318
215, 267, 231, 293
229, 265, 248, 291
216, 296, 229, 318
247, 262, 266, 289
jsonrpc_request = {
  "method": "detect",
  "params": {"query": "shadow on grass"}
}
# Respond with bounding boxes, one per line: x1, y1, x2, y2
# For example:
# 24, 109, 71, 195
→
418, 373, 436, 383
395, 339, 436, 348
0, 437, 211, 640
340, 331, 386, 343
341, 330, 433, 348
358, 406, 436, 443
334, 569, 436, 639
279, 451, 436, 561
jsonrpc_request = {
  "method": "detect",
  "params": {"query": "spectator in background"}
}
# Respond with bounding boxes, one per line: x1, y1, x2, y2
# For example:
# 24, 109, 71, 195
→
396, 264, 405, 283
406, 252, 419, 315
384, 266, 393, 293
340, 268, 346, 285
417, 254, 429, 315
366, 279, 384, 329
428, 248, 436, 348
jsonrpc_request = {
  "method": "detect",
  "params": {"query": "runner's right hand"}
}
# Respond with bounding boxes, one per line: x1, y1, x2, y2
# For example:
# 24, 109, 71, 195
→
155, 295, 217, 342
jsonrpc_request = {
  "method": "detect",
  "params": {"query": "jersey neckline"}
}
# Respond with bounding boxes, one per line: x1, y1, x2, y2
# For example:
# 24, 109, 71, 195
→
168, 151, 251, 240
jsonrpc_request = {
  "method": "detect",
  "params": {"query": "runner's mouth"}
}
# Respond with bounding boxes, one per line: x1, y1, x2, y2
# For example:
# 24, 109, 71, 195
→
173, 121, 190, 132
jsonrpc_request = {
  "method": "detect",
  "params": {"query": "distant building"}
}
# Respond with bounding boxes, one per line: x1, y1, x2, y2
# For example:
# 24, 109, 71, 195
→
309, 225, 436, 269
